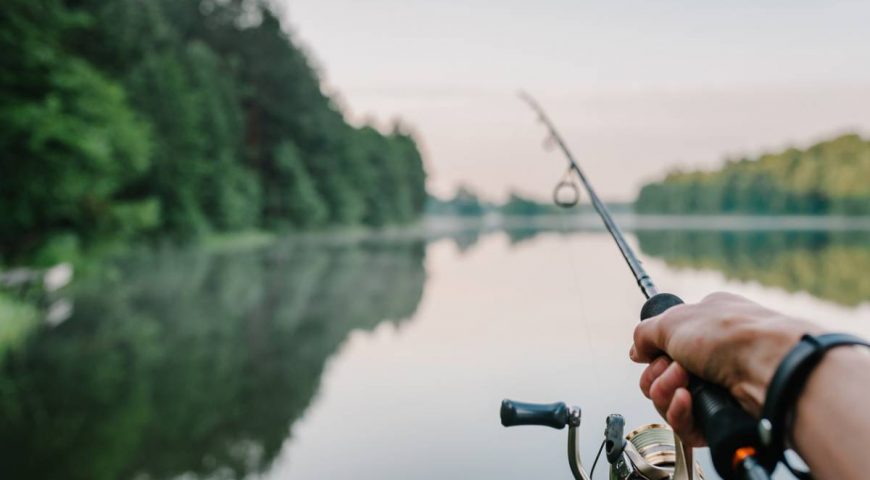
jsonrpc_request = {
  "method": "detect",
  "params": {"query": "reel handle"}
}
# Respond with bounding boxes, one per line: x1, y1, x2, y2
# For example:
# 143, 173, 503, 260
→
641, 293, 768, 480
500, 399, 571, 429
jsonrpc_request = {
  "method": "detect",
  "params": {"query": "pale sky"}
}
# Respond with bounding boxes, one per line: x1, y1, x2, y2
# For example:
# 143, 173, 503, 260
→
279, 0, 870, 201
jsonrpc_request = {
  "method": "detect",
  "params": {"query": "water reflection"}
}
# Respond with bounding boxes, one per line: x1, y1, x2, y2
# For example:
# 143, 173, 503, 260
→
635, 230, 870, 306
457, 222, 870, 306
0, 227, 867, 480
0, 239, 426, 480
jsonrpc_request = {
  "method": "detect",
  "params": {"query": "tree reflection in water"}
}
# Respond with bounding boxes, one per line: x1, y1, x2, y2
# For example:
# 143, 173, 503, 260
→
635, 230, 870, 307
0, 239, 426, 480
1, 227, 866, 479
498, 226, 870, 307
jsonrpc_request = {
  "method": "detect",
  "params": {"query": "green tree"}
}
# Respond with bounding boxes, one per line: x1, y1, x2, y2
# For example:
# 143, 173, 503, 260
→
1, 0, 428, 261
501, 191, 558, 216
269, 142, 328, 227
636, 134, 870, 215
0, 0, 154, 258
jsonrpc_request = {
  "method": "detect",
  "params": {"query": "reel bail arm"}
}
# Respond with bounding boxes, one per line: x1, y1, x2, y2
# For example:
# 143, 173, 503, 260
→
500, 399, 590, 480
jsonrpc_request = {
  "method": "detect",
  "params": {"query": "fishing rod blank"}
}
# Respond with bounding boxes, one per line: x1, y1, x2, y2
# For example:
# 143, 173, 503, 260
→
519, 92, 774, 480
520, 92, 658, 299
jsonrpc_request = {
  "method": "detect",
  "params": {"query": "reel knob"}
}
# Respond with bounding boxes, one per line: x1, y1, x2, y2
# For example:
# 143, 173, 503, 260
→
500, 399, 580, 429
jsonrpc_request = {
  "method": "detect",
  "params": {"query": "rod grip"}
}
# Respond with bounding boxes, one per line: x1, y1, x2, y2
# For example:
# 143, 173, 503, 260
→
500, 399, 570, 429
640, 293, 765, 480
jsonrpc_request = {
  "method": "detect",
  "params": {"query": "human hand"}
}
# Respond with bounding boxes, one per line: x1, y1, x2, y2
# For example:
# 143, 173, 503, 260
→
629, 292, 820, 446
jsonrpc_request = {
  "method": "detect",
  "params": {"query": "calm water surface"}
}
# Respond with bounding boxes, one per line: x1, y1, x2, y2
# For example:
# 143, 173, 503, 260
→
1, 227, 868, 479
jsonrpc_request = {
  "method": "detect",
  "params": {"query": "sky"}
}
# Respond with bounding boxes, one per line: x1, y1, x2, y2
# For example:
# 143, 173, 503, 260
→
278, 0, 870, 201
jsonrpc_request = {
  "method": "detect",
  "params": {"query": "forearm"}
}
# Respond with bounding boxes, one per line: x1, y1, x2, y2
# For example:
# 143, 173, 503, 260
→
792, 347, 870, 480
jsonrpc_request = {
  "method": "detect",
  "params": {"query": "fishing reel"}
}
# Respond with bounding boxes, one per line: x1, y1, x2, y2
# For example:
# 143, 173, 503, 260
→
500, 399, 705, 480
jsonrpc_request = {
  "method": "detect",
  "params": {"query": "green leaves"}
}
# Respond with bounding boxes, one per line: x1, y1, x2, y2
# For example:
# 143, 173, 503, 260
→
270, 142, 328, 227
636, 134, 870, 215
1, 0, 427, 260
0, 0, 152, 254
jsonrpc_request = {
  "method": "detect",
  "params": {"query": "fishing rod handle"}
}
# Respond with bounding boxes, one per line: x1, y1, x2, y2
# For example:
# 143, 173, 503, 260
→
500, 399, 574, 429
641, 293, 769, 480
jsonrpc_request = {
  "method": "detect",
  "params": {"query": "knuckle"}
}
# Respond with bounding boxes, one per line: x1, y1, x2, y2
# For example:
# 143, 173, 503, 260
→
672, 363, 689, 385
702, 291, 732, 303
718, 314, 742, 330
632, 323, 643, 342
649, 376, 664, 401
639, 373, 651, 396
659, 302, 687, 319
633, 321, 650, 346
657, 304, 691, 333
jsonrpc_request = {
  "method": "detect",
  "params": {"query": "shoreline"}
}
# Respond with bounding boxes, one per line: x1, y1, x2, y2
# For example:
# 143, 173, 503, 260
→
205, 213, 870, 251
422, 213, 870, 235
5, 213, 869, 270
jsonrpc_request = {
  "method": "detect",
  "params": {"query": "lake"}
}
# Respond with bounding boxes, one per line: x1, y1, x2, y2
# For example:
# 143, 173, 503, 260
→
1, 218, 868, 479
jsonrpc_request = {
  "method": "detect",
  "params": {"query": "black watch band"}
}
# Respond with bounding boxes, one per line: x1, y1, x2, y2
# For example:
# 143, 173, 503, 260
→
759, 333, 870, 471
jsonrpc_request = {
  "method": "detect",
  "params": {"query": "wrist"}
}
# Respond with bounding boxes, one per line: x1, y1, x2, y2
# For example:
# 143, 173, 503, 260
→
732, 321, 818, 415
792, 346, 869, 451
789, 345, 870, 479
756, 333, 870, 476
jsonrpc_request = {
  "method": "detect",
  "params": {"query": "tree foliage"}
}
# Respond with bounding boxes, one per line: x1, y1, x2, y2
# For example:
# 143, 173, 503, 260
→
0, 0, 154, 253
635, 134, 870, 215
1, 0, 427, 260
426, 185, 489, 217
501, 191, 560, 216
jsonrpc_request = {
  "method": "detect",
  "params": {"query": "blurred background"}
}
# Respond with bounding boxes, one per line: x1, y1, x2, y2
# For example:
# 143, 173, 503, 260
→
0, 1, 868, 479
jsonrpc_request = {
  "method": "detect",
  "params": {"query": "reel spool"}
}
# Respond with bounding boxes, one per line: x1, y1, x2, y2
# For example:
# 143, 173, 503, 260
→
628, 424, 677, 468
610, 423, 705, 480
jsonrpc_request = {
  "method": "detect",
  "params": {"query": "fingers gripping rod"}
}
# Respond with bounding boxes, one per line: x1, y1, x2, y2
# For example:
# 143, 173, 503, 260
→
519, 93, 772, 480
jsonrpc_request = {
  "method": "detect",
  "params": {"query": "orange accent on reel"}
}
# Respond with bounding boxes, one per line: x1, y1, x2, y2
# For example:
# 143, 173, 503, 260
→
732, 446, 758, 470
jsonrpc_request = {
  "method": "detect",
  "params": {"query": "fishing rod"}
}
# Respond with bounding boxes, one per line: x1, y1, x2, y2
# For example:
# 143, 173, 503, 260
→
499, 93, 774, 480
521, 92, 657, 300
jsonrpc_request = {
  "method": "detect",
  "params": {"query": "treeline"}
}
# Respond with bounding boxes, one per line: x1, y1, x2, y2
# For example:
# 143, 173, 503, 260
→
426, 186, 630, 217
426, 187, 559, 217
426, 186, 494, 217
636, 134, 870, 215
1, 0, 426, 260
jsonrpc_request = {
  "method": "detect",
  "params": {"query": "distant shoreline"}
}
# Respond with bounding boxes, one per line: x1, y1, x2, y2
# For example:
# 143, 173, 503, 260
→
423, 213, 870, 233
54, 213, 870, 267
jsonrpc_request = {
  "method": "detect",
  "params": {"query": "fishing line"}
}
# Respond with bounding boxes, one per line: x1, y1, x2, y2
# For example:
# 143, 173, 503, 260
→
554, 179, 602, 390
588, 439, 606, 479
514, 91, 774, 480
542, 106, 617, 394
520, 91, 658, 300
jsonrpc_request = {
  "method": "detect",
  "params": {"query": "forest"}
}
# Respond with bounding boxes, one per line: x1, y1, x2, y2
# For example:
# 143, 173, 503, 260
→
0, 0, 427, 263
426, 187, 630, 217
635, 134, 870, 215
